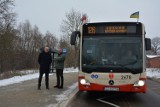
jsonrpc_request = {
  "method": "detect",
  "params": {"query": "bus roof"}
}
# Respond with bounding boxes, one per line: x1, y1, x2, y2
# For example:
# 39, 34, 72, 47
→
84, 22, 143, 25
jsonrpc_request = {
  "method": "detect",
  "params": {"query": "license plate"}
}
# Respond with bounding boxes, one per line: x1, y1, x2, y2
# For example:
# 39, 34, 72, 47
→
104, 87, 119, 91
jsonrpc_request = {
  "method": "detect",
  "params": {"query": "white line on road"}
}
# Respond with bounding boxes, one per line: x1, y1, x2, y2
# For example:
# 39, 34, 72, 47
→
97, 98, 120, 107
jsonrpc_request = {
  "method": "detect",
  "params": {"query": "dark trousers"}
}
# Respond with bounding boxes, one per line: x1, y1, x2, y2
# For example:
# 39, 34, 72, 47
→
38, 72, 49, 88
56, 69, 64, 87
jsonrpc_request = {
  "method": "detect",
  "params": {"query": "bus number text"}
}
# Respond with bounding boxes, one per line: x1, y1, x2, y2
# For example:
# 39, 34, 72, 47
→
121, 75, 131, 80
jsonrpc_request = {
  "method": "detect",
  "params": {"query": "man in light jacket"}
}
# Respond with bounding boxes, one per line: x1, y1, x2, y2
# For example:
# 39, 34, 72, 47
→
54, 48, 65, 89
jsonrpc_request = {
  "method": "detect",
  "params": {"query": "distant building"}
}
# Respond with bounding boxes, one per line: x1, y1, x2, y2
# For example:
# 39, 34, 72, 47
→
146, 55, 160, 68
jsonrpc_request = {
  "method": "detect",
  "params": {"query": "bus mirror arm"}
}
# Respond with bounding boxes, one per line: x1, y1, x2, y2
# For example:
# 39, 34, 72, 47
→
145, 38, 151, 50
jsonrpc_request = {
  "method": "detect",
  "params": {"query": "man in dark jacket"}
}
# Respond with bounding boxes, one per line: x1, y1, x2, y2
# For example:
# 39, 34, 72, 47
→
54, 49, 65, 89
38, 47, 52, 90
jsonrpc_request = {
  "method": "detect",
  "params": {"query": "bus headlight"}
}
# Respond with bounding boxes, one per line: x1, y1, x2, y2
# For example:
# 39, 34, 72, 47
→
80, 79, 86, 85
80, 79, 90, 85
138, 80, 145, 86
134, 80, 145, 86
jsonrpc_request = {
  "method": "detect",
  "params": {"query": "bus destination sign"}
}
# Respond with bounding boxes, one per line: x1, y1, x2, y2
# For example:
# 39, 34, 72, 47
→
87, 26, 131, 34
84, 23, 141, 35
105, 26, 127, 33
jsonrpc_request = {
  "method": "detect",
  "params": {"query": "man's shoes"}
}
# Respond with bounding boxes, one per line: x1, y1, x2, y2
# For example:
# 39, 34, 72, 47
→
46, 87, 50, 90
38, 87, 41, 90
54, 85, 59, 88
58, 86, 63, 89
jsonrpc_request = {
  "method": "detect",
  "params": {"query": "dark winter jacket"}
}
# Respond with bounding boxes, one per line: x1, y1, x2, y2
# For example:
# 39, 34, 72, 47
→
54, 54, 65, 69
38, 51, 52, 73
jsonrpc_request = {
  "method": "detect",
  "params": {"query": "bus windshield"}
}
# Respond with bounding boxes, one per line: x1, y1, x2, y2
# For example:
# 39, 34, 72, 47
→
82, 36, 143, 73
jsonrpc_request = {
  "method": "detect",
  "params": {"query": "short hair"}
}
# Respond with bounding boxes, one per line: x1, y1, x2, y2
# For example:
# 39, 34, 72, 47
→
44, 46, 49, 49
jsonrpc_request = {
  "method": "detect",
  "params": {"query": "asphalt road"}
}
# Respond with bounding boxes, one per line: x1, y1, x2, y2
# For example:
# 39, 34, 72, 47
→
0, 72, 78, 107
66, 79, 160, 107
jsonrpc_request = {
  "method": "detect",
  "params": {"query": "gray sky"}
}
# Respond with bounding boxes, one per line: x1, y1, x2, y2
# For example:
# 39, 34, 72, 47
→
15, 0, 160, 38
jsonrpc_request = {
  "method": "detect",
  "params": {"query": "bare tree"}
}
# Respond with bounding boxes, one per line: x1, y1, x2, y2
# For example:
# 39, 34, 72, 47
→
60, 9, 89, 67
151, 37, 160, 55
0, 0, 16, 73
60, 8, 89, 41
0, 30, 16, 72
42, 31, 58, 49
0, 1, 60, 76
0, 0, 15, 33
59, 37, 76, 67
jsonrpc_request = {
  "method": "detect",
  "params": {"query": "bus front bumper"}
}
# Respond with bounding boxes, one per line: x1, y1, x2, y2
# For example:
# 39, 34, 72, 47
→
78, 82, 146, 93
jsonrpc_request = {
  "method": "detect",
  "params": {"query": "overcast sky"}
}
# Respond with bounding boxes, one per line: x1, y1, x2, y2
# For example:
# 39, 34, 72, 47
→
15, 0, 160, 38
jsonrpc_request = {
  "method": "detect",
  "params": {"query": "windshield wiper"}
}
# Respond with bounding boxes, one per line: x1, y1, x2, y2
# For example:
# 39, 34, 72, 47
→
105, 60, 138, 74
83, 60, 139, 74
115, 64, 137, 74
122, 60, 137, 66
83, 66, 111, 73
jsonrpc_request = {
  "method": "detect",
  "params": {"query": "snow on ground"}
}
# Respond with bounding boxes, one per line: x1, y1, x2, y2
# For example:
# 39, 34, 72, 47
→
46, 82, 78, 107
20, 70, 38, 74
146, 68, 160, 79
0, 73, 40, 87
1, 67, 160, 87
147, 55, 160, 58
0, 68, 78, 87
64, 67, 78, 73
54, 82, 77, 102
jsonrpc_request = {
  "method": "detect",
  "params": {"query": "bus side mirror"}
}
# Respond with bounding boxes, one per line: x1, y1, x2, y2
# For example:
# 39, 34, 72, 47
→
145, 38, 151, 50
70, 31, 80, 45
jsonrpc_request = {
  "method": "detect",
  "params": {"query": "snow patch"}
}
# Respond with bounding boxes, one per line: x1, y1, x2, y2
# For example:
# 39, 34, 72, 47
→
46, 104, 58, 107
64, 67, 78, 73
0, 73, 40, 87
20, 70, 38, 74
53, 82, 77, 102
47, 82, 77, 107
147, 55, 160, 58
55, 94, 68, 102
146, 68, 160, 79
0, 68, 78, 87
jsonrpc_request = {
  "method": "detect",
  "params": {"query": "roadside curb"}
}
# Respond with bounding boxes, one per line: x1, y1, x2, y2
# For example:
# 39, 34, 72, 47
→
147, 77, 160, 83
59, 88, 78, 107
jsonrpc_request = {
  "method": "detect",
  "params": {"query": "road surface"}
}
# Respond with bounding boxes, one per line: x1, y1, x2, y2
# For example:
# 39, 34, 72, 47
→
0, 72, 78, 107
1, 73, 160, 107
66, 79, 160, 107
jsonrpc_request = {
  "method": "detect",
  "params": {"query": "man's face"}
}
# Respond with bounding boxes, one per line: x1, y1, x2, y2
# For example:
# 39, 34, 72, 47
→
44, 47, 49, 53
58, 49, 62, 54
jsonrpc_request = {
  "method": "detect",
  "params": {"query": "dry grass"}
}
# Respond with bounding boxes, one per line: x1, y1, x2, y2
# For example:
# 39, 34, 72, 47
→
0, 71, 22, 80
0, 69, 38, 80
